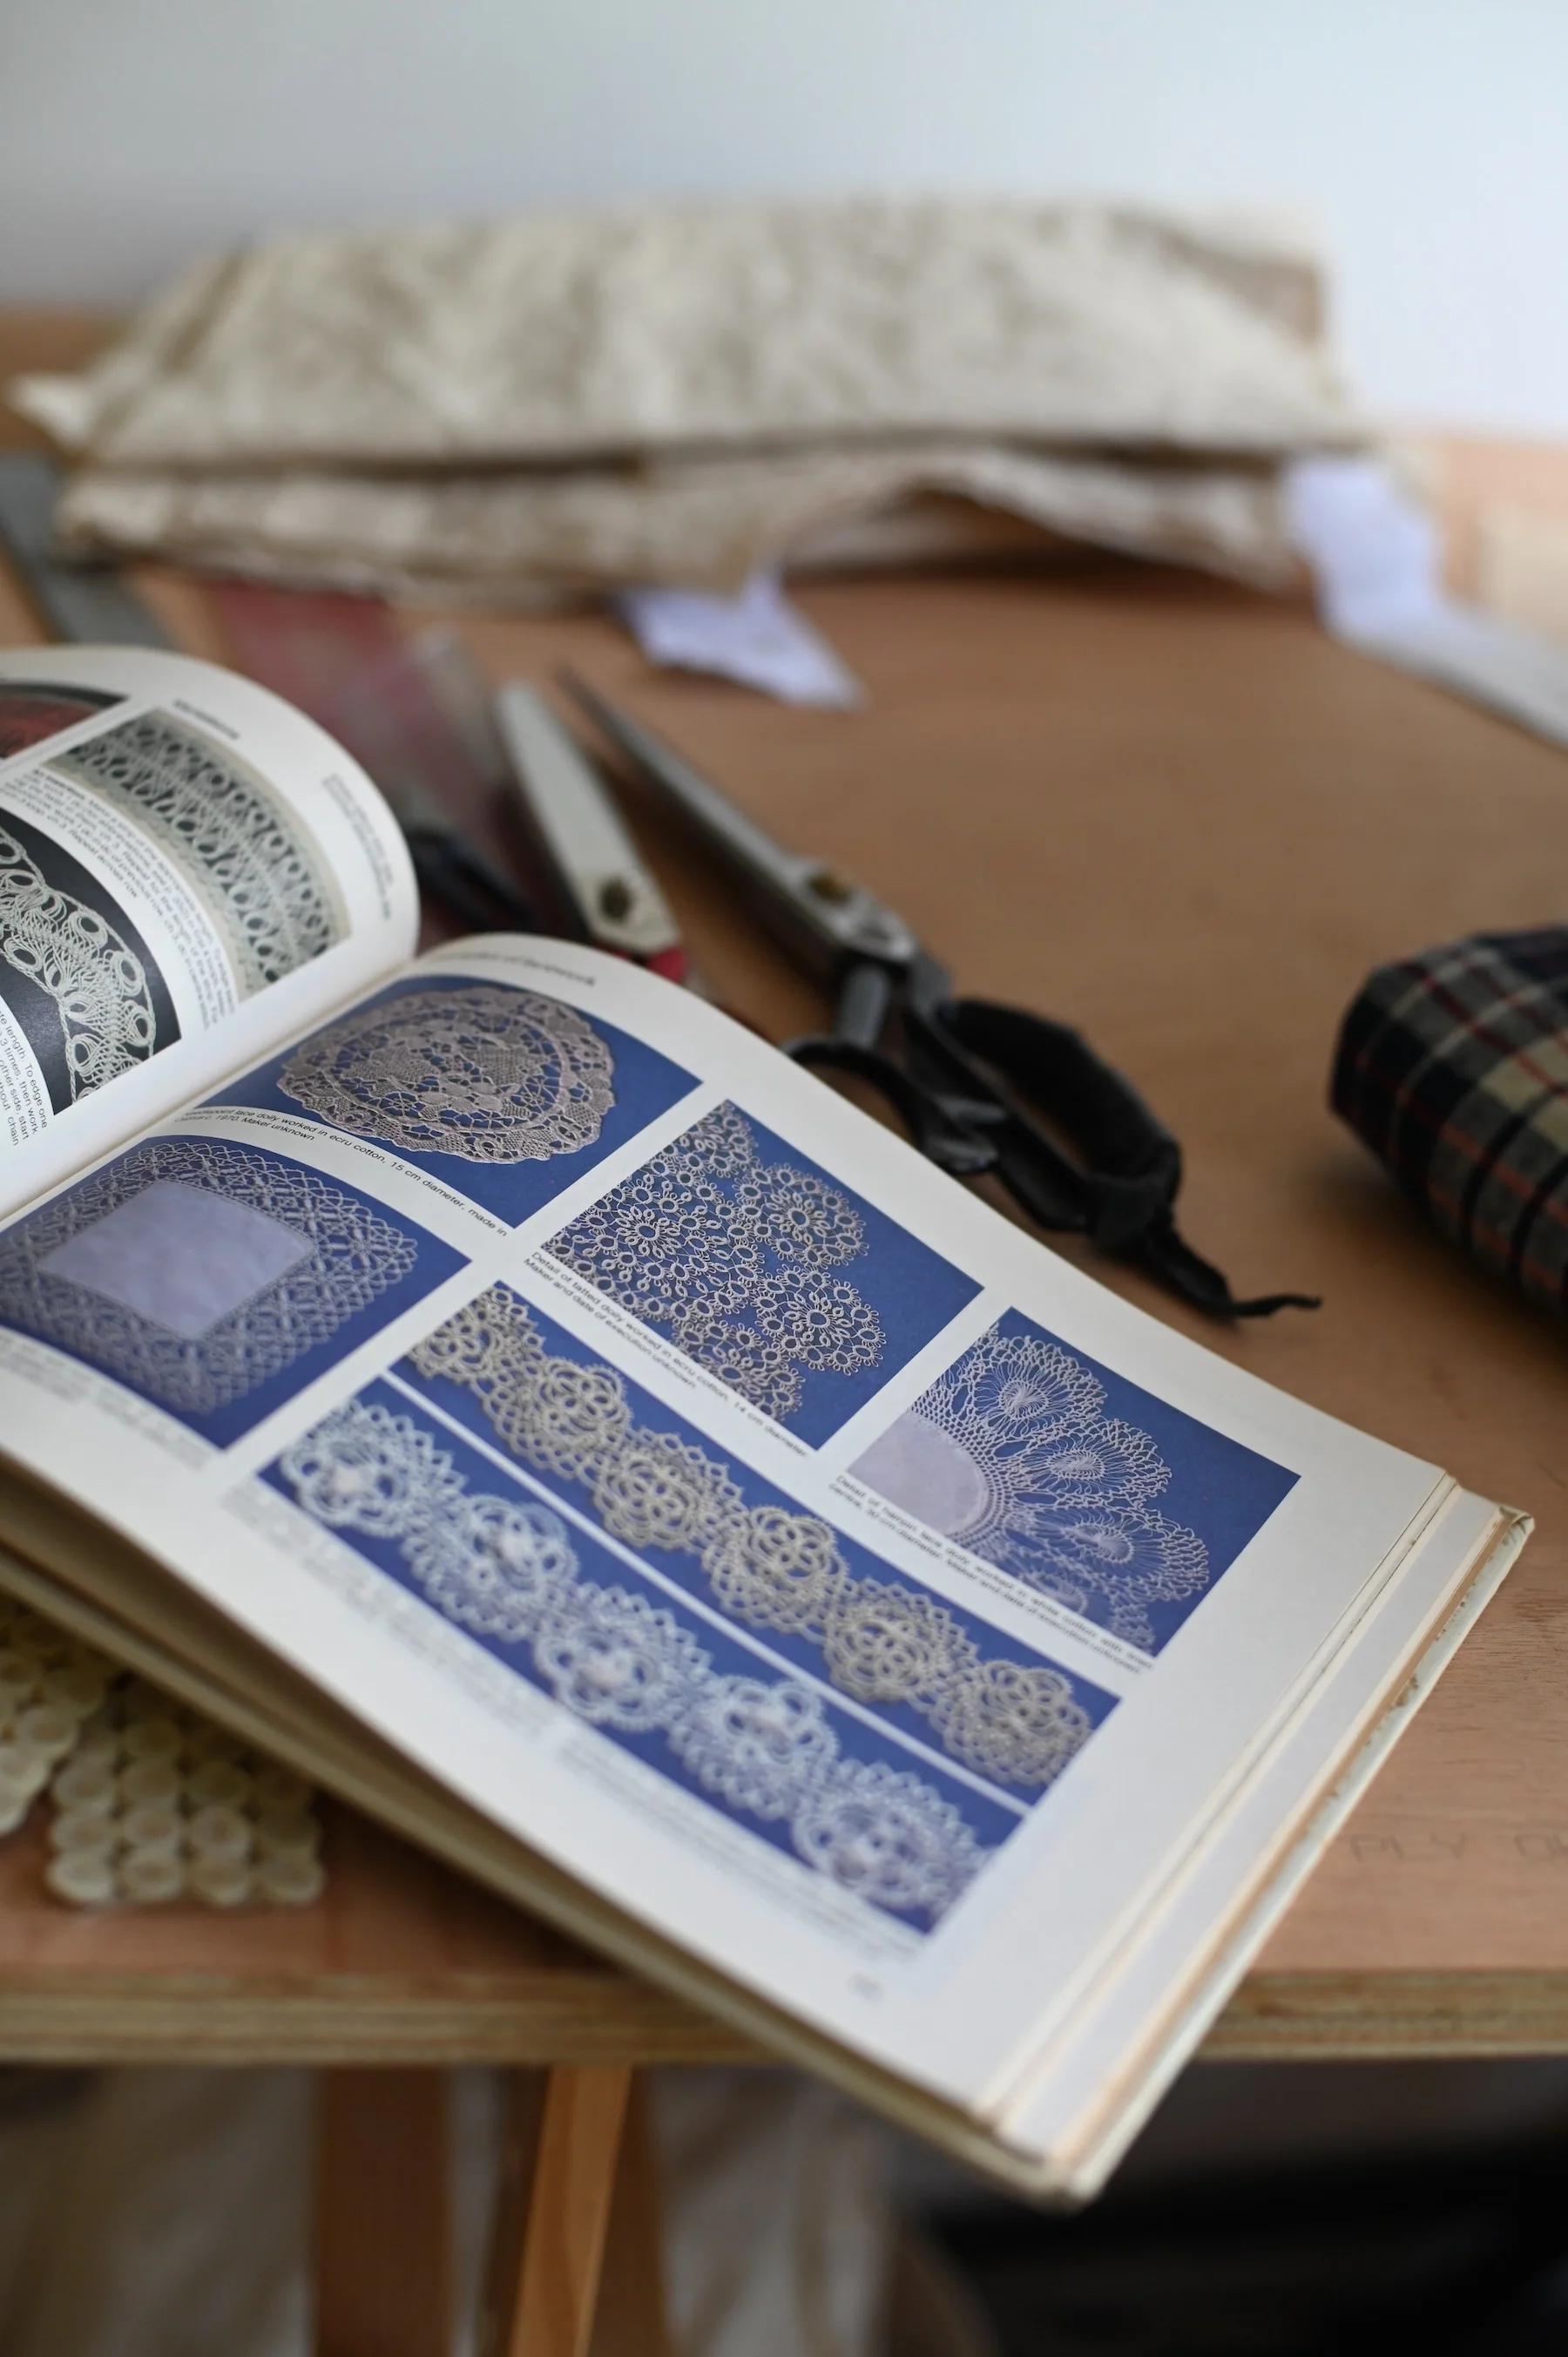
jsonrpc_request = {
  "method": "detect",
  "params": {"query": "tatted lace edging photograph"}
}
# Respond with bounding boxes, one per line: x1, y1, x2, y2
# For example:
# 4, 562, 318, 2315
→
396, 1282, 1117, 1802
544, 1099, 981, 1445
0, 1134, 466, 1445
264, 1377, 1033, 1932
214, 971, 701, 1224
852, 1310, 1300, 1656
44, 706, 348, 996
0, 803, 180, 1113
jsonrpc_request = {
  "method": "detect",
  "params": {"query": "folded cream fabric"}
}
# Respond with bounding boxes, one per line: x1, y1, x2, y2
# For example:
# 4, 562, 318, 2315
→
10, 196, 1360, 602
38, 444, 1301, 599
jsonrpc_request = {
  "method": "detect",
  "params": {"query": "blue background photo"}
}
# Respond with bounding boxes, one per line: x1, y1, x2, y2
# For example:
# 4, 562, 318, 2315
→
968, 1308, 1298, 1653
546, 1098, 983, 1446
212, 972, 701, 1226
397, 1284, 1117, 1801
0, 1136, 466, 1449
264, 1376, 1024, 1932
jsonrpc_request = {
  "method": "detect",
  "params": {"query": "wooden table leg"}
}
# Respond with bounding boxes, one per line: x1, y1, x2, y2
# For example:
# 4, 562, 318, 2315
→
314, 2067, 453, 2357
479, 2064, 669, 2357
585, 2078, 674, 2357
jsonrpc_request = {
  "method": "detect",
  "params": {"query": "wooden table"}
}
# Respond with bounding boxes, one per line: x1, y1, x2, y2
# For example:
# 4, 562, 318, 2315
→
2, 315, 1566, 2350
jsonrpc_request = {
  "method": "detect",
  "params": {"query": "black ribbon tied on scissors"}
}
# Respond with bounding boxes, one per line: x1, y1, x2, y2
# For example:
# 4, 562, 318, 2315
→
788, 954, 1319, 1322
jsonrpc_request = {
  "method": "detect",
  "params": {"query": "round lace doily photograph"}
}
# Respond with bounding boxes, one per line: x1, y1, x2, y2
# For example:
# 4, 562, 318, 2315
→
853, 1307, 1299, 1656
213, 971, 701, 1224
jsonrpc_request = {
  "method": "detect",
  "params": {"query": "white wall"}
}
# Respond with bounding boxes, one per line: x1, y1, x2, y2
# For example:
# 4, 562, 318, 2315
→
4, 0, 1565, 432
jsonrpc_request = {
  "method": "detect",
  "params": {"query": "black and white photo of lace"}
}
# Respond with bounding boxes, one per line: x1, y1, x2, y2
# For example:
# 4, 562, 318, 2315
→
854, 1322, 1215, 1653
278, 984, 615, 1163
0, 1136, 418, 1419
407, 1287, 1099, 1792
277, 1392, 991, 1926
47, 710, 345, 994
546, 1102, 885, 1425
0, 819, 159, 1102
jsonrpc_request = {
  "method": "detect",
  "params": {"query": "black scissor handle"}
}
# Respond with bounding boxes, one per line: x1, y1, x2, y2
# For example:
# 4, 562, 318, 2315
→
786, 1034, 1000, 1176
932, 1002, 1170, 1232
923, 997, 1319, 1318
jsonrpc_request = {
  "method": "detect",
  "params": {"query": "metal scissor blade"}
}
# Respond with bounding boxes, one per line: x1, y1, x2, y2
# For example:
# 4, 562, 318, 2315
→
558, 668, 918, 982
0, 457, 170, 647
495, 684, 683, 964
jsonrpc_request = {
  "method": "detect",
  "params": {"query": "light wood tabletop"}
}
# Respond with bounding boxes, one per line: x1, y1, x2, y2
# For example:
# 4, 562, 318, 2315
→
0, 313, 1565, 2074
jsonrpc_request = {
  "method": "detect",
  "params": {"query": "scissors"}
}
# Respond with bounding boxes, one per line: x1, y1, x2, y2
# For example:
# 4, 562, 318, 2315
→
559, 671, 1317, 1322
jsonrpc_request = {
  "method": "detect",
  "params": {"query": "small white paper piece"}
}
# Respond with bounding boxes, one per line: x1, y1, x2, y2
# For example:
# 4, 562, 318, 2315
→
617, 574, 862, 709
1287, 457, 1568, 752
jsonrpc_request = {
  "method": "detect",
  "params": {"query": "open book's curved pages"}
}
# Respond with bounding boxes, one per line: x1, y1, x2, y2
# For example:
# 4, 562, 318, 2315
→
0, 649, 1524, 2201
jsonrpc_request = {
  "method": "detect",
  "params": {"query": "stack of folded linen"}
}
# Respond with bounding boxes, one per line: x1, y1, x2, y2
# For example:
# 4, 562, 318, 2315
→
10, 195, 1360, 606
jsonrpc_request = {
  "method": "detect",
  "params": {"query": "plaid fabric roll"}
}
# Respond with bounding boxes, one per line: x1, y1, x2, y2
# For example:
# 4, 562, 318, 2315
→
1332, 927, 1568, 1313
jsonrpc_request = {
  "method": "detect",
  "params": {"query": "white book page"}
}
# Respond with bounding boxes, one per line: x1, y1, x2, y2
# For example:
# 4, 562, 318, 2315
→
997, 1487, 1509, 2191
0, 645, 417, 1216
0, 937, 1449, 2114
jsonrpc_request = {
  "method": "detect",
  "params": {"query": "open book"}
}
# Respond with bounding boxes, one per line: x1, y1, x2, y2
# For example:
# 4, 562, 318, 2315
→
0, 644, 1528, 2201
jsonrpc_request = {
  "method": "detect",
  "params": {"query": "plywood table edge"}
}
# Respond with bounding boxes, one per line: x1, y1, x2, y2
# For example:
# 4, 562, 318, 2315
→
0, 1967, 1565, 2066
0, 1970, 758, 2066
1201, 1970, 1568, 2061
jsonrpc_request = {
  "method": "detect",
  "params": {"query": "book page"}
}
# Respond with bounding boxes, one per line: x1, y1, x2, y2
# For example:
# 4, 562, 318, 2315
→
0, 646, 417, 1216
0, 937, 1452, 2116
999, 1489, 1517, 2194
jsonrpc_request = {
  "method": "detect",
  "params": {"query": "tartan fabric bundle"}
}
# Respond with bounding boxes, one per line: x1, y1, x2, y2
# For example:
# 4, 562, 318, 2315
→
1333, 927, 1568, 1312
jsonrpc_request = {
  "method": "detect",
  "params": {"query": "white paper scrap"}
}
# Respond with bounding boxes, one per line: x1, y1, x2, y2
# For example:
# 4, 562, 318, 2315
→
617, 574, 862, 709
1287, 457, 1568, 752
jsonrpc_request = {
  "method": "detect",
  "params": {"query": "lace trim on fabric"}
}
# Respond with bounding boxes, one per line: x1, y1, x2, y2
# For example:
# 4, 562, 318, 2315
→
49, 712, 344, 994
545, 1103, 884, 1424
406, 1287, 1093, 1791
0, 822, 157, 1098
875, 1325, 1212, 1653
278, 985, 615, 1163
278, 1396, 988, 1923
0, 1137, 417, 1413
